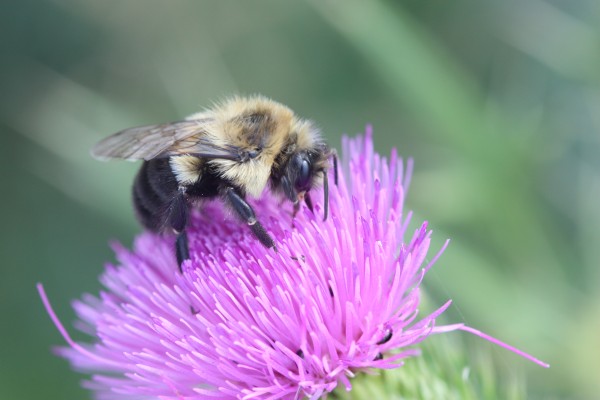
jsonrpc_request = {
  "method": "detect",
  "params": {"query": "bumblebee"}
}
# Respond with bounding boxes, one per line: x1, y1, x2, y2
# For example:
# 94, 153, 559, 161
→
92, 96, 336, 270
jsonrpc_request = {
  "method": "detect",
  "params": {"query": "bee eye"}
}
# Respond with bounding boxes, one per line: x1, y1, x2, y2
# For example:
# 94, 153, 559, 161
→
296, 159, 311, 191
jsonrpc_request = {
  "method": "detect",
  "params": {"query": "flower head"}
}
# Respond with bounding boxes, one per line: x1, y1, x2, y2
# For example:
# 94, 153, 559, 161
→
39, 127, 547, 400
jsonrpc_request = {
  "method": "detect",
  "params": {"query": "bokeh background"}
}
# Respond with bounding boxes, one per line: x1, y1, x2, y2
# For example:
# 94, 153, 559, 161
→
1, 0, 599, 398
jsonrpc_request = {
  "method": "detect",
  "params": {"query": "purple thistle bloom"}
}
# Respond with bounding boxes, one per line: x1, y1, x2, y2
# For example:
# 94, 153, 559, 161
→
39, 127, 547, 400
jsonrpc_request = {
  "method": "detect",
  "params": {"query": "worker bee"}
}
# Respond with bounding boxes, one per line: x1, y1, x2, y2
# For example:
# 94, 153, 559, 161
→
92, 95, 336, 270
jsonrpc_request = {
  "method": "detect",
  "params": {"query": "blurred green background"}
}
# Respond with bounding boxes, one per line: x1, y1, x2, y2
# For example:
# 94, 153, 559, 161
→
1, 0, 599, 398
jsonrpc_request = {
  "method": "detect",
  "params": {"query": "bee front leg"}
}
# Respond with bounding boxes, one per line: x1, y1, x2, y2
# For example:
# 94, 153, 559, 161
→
169, 187, 189, 272
224, 187, 276, 250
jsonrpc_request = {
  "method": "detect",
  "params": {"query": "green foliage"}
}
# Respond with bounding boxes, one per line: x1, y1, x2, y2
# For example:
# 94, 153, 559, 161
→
1, 0, 596, 398
332, 335, 525, 400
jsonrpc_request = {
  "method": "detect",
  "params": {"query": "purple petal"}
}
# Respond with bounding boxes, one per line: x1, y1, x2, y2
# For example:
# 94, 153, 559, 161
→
39, 129, 547, 400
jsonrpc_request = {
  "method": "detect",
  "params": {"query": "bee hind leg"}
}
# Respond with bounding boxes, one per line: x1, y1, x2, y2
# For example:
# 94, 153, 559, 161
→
224, 187, 276, 250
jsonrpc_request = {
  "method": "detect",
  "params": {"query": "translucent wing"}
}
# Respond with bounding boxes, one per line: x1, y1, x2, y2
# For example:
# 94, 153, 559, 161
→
91, 119, 245, 161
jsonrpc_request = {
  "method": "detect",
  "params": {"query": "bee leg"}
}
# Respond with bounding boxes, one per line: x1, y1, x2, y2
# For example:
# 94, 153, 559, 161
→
169, 188, 189, 272
281, 176, 300, 218
304, 192, 314, 213
292, 200, 301, 218
224, 187, 276, 250
175, 231, 189, 272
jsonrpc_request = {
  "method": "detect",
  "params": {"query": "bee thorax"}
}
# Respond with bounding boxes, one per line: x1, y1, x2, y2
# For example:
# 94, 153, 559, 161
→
216, 159, 270, 198
170, 156, 202, 185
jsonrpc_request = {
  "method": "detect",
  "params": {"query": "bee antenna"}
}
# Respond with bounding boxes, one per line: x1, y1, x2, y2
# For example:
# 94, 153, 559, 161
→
322, 169, 329, 221
332, 149, 338, 186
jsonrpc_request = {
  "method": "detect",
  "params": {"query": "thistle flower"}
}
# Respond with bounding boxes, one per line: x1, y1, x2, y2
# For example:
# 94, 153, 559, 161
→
39, 127, 547, 400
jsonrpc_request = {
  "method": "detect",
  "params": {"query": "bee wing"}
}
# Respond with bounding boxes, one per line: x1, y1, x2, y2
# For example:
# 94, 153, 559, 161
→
91, 119, 247, 162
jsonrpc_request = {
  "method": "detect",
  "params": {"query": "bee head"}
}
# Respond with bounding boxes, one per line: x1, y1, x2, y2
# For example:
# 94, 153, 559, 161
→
277, 144, 336, 221
289, 152, 315, 193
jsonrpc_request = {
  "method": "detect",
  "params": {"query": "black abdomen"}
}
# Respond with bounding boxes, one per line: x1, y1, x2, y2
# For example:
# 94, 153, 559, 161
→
132, 159, 179, 232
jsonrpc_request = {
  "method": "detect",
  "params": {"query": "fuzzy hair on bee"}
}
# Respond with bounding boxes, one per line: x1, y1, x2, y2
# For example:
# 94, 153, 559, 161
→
92, 95, 337, 270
